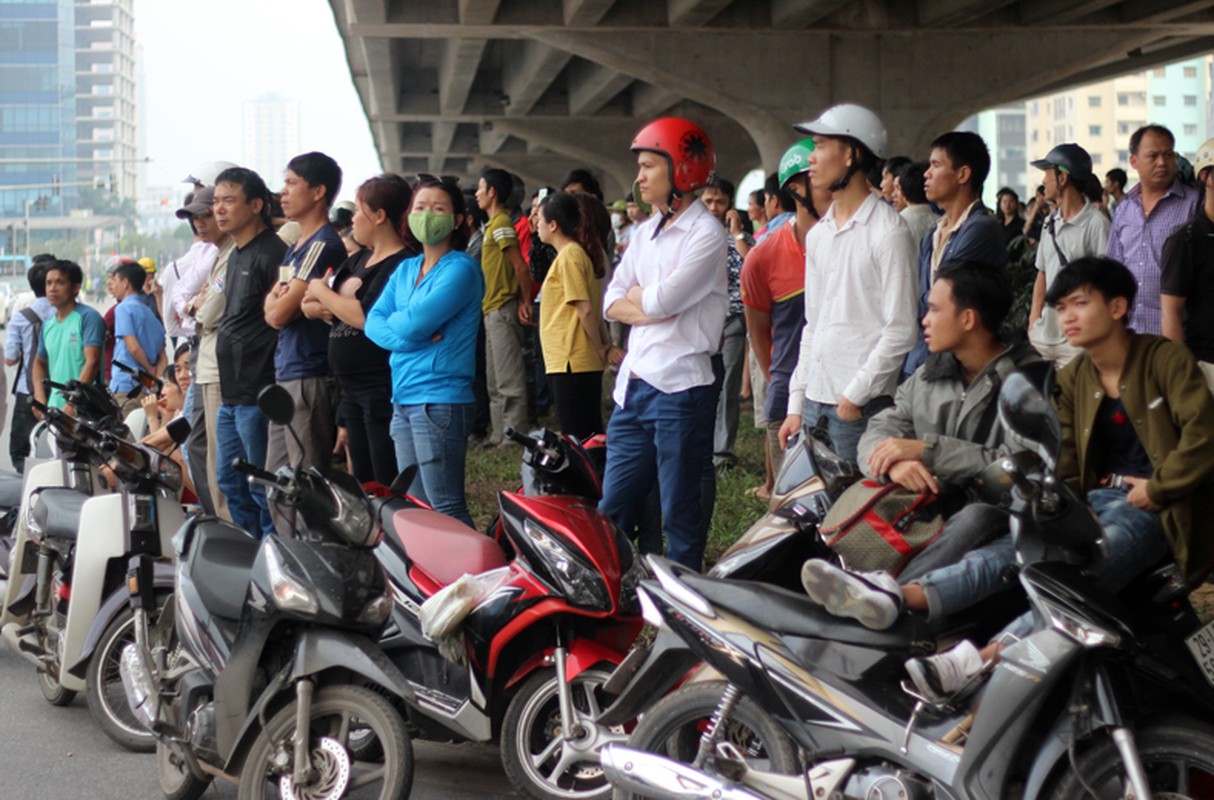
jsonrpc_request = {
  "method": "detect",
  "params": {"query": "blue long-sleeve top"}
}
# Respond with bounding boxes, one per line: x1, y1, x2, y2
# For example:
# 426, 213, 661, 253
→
365, 250, 485, 405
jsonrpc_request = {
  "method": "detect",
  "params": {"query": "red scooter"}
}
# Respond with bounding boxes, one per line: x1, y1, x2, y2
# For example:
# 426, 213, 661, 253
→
372, 427, 644, 800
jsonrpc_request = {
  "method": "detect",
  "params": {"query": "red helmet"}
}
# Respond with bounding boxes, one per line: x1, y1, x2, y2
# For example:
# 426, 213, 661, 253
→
630, 117, 716, 194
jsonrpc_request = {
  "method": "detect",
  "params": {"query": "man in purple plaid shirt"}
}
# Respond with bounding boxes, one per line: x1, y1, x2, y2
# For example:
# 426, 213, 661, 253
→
1107, 124, 1198, 335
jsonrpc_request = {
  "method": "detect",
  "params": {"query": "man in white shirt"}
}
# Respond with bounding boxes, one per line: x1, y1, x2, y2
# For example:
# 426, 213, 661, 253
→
778, 104, 919, 463
1027, 143, 1110, 368
170, 186, 224, 516
600, 117, 728, 570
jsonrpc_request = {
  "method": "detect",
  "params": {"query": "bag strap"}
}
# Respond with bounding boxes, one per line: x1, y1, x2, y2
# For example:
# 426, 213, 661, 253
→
1045, 212, 1069, 268
13, 307, 42, 396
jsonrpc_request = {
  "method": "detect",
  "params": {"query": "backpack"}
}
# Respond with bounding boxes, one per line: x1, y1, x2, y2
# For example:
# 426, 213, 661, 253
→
13, 307, 43, 396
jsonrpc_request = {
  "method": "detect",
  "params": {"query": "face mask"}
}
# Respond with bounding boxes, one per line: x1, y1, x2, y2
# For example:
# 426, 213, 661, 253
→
408, 211, 455, 244
611, 213, 624, 230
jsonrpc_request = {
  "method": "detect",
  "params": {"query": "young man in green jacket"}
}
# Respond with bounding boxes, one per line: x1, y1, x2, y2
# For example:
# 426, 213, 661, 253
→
901, 255, 1214, 699
809, 254, 1214, 699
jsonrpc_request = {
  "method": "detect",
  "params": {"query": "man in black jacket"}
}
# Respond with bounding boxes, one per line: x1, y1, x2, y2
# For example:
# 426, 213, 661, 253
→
213, 167, 286, 538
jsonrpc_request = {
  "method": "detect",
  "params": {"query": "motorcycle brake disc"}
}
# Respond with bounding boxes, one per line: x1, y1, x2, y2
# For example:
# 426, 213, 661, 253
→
278, 737, 350, 800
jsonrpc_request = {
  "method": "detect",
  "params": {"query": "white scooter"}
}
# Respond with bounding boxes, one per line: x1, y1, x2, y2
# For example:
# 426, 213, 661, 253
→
1, 379, 187, 752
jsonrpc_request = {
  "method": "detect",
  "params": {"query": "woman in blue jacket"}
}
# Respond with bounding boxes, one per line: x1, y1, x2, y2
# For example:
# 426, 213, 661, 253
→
366, 178, 484, 525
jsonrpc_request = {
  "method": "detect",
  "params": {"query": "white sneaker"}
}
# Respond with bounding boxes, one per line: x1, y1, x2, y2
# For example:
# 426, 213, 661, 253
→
800, 559, 903, 630
904, 640, 985, 702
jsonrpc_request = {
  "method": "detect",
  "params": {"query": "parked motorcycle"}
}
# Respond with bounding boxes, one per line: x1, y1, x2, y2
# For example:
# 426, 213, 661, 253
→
0, 377, 133, 588
602, 371, 1214, 800
120, 384, 414, 800
372, 425, 644, 800
0, 396, 188, 753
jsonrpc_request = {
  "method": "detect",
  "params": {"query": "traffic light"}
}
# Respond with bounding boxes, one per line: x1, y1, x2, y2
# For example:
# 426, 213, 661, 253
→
5, 225, 13, 251
51, 175, 60, 197
33, 196, 50, 212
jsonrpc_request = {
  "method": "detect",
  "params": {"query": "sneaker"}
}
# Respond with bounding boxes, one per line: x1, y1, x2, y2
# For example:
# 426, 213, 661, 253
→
904, 640, 985, 703
800, 560, 903, 630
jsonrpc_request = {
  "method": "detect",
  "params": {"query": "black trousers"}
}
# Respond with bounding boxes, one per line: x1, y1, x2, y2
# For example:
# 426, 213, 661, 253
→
548, 368, 603, 441
9, 393, 35, 473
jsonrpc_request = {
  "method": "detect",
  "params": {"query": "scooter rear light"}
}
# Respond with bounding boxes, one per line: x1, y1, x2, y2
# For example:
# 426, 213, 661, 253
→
53, 581, 70, 602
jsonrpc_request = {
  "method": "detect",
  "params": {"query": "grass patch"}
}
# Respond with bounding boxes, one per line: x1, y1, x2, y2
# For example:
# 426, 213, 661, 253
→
464, 398, 771, 566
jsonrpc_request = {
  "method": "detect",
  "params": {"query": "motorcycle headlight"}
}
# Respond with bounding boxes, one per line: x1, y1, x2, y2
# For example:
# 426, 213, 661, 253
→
154, 454, 183, 493
522, 518, 609, 610
265, 543, 318, 615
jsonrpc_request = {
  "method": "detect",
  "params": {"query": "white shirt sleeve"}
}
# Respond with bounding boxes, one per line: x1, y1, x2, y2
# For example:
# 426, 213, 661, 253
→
841, 226, 919, 406
604, 228, 638, 317
640, 221, 727, 319
170, 244, 217, 322
786, 234, 817, 417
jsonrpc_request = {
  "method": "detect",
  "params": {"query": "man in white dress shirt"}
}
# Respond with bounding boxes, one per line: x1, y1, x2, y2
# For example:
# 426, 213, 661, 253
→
778, 104, 919, 463
600, 117, 728, 570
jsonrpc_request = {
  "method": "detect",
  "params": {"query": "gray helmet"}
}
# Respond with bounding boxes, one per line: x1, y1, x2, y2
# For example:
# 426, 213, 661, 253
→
1031, 144, 1093, 181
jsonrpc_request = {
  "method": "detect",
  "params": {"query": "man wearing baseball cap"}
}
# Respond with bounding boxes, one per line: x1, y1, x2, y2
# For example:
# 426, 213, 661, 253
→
1162, 138, 1214, 389
1027, 143, 1110, 368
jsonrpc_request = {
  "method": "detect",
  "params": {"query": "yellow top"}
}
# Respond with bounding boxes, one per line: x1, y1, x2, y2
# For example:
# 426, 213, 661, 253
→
480, 211, 520, 314
540, 241, 604, 374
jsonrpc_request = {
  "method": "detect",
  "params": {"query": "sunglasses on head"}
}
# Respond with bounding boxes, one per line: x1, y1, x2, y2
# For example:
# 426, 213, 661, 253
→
414, 173, 460, 187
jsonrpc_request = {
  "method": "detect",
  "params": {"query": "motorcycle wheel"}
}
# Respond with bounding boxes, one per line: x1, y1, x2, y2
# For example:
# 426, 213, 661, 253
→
38, 667, 76, 706
86, 601, 167, 752
238, 684, 414, 800
612, 681, 798, 800
157, 740, 210, 800
501, 667, 628, 800
1047, 719, 1214, 799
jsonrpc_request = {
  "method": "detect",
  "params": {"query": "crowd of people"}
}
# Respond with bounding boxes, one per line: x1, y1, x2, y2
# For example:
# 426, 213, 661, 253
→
7, 106, 1214, 695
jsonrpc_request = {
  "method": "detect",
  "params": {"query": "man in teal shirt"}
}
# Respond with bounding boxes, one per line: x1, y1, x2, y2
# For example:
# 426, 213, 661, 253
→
32, 260, 105, 411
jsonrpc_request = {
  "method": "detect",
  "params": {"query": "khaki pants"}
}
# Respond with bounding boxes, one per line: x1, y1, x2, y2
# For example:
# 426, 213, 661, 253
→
266, 376, 338, 535
201, 382, 230, 521
749, 345, 767, 428
484, 298, 528, 443
1028, 324, 1082, 370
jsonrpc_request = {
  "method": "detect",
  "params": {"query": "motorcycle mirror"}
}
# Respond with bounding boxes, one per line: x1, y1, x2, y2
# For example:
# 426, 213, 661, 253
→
165, 416, 191, 446
998, 371, 1061, 471
256, 384, 296, 426
389, 465, 417, 497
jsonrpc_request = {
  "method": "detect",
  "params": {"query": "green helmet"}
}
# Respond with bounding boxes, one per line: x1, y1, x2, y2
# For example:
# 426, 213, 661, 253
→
778, 138, 814, 190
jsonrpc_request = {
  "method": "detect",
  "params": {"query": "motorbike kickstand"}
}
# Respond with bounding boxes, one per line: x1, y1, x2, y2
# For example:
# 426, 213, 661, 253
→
292, 679, 316, 787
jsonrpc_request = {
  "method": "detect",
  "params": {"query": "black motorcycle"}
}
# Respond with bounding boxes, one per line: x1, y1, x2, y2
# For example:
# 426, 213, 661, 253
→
602, 371, 1214, 800
120, 385, 415, 800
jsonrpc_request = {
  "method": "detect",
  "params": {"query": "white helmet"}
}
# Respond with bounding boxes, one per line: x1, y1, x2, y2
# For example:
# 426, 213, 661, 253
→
1193, 138, 1214, 179
183, 160, 239, 187
794, 103, 887, 158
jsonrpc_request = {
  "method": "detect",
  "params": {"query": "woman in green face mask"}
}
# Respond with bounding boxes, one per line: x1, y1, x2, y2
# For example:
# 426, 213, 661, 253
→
365, 179, 486, 526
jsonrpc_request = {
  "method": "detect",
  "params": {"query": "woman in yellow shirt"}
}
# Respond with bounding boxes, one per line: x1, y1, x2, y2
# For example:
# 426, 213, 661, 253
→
536, 192, 622, 438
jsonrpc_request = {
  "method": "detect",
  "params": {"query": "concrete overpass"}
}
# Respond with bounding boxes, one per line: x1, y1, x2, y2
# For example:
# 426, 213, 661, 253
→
329, 0, 1214, 197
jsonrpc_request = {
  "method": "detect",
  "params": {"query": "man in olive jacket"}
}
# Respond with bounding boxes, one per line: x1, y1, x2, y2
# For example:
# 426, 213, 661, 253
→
1050, 255, 1214, 581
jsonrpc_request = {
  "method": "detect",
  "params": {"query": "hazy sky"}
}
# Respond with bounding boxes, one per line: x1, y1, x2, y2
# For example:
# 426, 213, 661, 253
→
134, 0, 381, 203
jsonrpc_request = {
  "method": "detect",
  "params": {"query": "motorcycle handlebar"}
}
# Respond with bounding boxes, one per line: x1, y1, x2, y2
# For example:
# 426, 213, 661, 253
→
503, 426, 540, 450
231, 459, 283, 486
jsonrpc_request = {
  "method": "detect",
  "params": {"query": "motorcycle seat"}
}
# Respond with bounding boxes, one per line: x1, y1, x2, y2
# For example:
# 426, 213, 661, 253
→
680, 573, 932, 649
186, 519, 260, 621
0, 470, 23, 508
386, 507, 507, 587
30, 488, 88, 541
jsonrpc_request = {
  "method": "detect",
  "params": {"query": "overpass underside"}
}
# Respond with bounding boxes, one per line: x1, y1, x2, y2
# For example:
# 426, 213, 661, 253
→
331, 0, 1214, 196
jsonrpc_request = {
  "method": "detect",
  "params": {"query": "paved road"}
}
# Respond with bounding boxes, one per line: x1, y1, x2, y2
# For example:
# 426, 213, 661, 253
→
0, 322, 519, 798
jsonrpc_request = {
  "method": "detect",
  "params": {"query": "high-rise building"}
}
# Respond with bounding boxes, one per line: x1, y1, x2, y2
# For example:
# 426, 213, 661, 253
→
243, 94, 300, 189
75, 0, 138, 202
0, 0, 139, 233
0, 0, 78, 222
1024, 57, 1211, 190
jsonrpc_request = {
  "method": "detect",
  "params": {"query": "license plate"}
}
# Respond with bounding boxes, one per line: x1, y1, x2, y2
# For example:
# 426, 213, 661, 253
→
1186, 617, 1214, 688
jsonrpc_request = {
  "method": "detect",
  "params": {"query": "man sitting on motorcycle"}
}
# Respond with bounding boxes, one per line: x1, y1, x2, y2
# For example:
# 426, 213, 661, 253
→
811, 256, 1214, 701
801, 260, 1040, 628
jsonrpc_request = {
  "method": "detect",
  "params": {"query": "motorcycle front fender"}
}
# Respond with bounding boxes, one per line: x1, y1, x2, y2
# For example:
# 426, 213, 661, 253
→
65, 561, 174, 680
222, 629, 415, 774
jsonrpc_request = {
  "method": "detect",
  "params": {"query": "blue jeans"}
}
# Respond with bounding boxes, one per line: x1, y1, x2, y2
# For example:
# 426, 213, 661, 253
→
801, 396, 893, 464
918, 488, 1169, 635
600, 379, 718, 570
390, 403, 473, 527
215, 403, 273, 538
